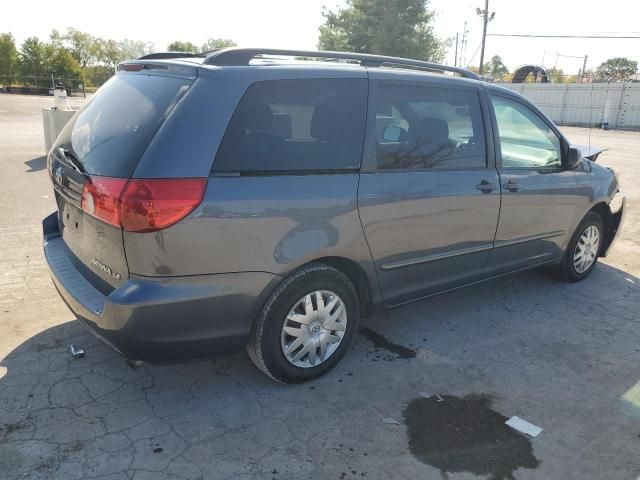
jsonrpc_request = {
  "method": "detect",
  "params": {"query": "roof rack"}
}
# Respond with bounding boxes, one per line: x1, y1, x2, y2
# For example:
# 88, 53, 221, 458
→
138, 52, 205, 60
203, 48, 480, 80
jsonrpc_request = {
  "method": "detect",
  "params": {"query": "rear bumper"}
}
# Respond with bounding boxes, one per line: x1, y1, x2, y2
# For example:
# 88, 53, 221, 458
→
43, 212, 280, 363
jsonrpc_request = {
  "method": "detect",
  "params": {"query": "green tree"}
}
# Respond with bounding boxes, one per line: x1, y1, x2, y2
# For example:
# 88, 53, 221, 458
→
0, 33, 18, 81
17, 36, 81, 81
95, 39, 125, 71
318, 0, 447, 62
19, 37, 47, 77
49, 29, 64, 48
483, 55, 509, 78
595, 57, 638, 82
544, 67, 577, 83
121, 39, 154, 60
45, 45, 82, 77
200, 38, 237, 52
62, 28, 97, 69
167, 41, 198, 53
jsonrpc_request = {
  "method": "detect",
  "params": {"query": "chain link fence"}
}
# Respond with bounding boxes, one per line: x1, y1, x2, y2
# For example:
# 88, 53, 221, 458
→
0, 75, 86, 97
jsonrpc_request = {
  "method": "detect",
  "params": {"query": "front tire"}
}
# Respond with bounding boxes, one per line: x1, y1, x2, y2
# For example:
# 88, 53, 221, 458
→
554, 211, 604, 282
247, 263, 359, 383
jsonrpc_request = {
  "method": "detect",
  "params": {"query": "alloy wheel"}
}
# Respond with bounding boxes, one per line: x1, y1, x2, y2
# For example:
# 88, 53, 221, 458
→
573, 225, 600, 274
280, 290, 347, 368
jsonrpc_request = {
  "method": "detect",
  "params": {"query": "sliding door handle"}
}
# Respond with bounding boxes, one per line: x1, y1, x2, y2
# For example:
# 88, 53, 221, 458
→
476, 180, 497, 193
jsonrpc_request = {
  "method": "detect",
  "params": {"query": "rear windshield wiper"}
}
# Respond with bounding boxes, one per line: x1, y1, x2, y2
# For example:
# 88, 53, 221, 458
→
57, 148, 86, 175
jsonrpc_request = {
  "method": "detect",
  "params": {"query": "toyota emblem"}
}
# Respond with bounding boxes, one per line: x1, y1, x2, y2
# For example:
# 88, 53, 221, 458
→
54, 166, 64, 185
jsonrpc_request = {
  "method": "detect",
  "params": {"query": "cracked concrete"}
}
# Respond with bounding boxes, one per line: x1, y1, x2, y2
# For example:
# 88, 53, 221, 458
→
1, 94, 639, 479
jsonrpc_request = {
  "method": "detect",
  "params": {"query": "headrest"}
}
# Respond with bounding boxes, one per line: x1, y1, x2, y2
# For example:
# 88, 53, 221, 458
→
409, 118, 450, 146
243, 101, 273, 131
270, 112, 292, 138
310, 103, 334, 141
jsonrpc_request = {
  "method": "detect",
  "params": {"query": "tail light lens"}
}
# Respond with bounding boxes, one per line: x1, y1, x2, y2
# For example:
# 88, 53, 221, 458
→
81, 177, 206, 232
119, 179, 207, 232
81, 177, 128, 227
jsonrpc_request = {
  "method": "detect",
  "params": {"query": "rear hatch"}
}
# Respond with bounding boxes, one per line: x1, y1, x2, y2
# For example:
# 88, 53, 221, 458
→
48, 67, 195, 292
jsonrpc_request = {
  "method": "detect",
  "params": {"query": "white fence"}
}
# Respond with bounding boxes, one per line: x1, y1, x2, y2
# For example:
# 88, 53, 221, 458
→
500, 82, 640, 130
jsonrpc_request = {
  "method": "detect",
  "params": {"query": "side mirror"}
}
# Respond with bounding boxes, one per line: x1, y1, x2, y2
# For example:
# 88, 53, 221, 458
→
383, 125, 403, 142
566, 146, 582, 169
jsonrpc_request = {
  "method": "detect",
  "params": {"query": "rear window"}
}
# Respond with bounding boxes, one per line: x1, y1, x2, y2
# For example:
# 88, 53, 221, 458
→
213, 78, 368, 173
56, 73, 191, 177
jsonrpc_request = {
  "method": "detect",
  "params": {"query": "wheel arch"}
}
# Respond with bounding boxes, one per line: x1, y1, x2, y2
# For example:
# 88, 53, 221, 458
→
587, 201, 615, 256
282, 256, 376, 318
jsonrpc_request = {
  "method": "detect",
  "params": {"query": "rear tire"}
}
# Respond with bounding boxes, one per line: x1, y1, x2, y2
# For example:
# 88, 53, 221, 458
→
554, 211, 604, 283
247, 263, 359, 383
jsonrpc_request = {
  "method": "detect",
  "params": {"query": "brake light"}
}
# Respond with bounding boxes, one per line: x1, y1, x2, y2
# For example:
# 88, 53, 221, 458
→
81, 177, 206, 232
119, 179, 207, 232
81, 177, 127, 228
118, 63, 145, 72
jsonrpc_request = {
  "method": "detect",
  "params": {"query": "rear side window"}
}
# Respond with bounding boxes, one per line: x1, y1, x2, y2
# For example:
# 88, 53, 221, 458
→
213, 79, 368, 173
374, 84, 486, 170
56, 73, 191, 177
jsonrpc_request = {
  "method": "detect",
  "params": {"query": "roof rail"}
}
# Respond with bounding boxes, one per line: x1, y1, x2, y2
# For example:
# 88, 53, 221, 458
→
138, 52, 205, 60
203, 48, 480, 80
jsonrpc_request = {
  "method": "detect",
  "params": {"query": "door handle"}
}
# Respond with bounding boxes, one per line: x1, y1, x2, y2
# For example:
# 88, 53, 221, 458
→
502, 181, 521, 192
475, 180, 497, 193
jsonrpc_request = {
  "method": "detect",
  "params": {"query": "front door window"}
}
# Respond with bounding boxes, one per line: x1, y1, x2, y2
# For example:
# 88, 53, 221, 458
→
491, 95, 561, 169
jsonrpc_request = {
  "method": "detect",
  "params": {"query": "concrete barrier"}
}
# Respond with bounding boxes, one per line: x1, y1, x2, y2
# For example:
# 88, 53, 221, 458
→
42, 108, 76, 152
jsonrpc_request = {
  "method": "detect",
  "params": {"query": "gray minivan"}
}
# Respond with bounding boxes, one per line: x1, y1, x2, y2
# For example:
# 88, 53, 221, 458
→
43, 48, 625, 383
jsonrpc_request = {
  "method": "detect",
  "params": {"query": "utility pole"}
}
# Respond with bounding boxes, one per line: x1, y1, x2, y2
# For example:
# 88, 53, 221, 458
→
477, 0, 495, 75
580, 55, 588, 83
459, 21, 469, 67
454, 33, 459, 67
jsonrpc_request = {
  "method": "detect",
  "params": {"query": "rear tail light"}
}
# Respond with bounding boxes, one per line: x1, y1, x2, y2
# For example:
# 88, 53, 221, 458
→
81, 177, 206, 232
81, 177, 127, 227
119, 179, 207, 232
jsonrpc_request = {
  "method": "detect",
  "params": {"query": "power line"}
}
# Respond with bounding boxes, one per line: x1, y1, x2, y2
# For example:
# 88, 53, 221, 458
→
489, 33, 640, 39
542, 50, 585, 60
468, 41, 483, 65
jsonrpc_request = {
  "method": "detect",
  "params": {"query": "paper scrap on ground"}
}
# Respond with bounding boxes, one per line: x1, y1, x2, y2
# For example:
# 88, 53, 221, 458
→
382, 417, 401, 425
506, 416, 543, 437
418, 392, 432, 399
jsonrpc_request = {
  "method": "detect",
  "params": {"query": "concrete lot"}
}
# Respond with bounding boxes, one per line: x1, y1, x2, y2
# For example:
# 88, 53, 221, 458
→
0, 93, 639, 480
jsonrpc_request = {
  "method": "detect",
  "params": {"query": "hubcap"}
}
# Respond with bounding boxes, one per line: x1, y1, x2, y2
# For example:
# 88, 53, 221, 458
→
280, 290, 347, 368
573, 225, 600, 274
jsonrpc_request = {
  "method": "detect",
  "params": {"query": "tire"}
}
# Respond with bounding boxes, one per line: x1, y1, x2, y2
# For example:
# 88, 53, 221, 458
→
247, 263, 359, 383
554, 211, 604, 283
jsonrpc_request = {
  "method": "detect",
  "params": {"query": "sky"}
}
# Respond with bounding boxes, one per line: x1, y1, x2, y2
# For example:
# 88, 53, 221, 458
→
2, 0, 639, 74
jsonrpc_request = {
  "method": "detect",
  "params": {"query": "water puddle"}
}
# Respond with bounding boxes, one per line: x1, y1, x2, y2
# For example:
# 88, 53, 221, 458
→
358, 327, 417, 360
403, 394, 540, 479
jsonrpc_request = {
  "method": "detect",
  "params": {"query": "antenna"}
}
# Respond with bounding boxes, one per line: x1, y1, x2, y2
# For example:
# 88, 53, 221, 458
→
588, 78, 593, 155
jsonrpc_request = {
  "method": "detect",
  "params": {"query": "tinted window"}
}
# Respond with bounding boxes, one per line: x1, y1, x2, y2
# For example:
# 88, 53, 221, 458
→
213, 79, 367, 172
56, 73, 191, 177
491, 95, 561, 168
375, 85, 486, 170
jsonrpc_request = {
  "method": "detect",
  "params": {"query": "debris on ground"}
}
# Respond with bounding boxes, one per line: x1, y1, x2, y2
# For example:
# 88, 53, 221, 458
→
69, 344, 85, 359
505, 415, 543, 437
381, 417, 401, 425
